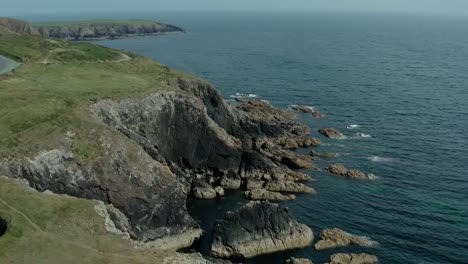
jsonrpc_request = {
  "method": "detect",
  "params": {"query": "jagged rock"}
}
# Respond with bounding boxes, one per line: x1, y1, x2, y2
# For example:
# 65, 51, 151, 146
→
220, 171, 242, 190
105, 204, 130, 233
211, 201, 313, 258
327, 164, 348, 175
315, 228, 377, 250
327, 164, 377, 180
214, 186, 225, 197
286, 258, 313, 264
309, 151, 336, 158
327, 253, 378, 264
265, 181, 315, 193
245, 189, 295, 201
280, 154, 317, 170
290, 105, 314, 113
307, 138, 322, 147
319, 128, 344, 139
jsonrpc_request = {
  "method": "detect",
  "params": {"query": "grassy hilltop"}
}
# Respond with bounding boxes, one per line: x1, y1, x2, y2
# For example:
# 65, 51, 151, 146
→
0, 26, 195, 158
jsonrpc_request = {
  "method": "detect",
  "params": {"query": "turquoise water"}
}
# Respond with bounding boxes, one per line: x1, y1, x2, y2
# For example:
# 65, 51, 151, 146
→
30, 12, 468, 263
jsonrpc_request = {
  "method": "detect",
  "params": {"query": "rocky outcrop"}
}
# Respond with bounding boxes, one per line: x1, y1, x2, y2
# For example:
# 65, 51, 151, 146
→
327, 164, 377, 180
211, 201, 313, 258
319, 128, 344, 139
286, 258, 313, 264
312, 111, 325, 118
327, 253, 378, 264
315, 228, 378, 250
0, 17, 184, 40
1, 75, 319, 251
265, 181, 315, 193
245, 189, 295, 201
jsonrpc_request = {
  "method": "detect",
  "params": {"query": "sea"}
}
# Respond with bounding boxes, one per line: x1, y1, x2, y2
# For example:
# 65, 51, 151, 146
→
25, 11, 468, 263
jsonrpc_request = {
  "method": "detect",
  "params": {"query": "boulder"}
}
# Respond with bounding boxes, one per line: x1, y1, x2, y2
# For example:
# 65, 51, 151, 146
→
245, 189, 295, 201
220, 171, 242, 190
327, 253, 378, 264
314, 228, 377, 250
211, 201, 313, 258
319, 128, 344, 139
214, 186, 225, 197
286, 257, 313, 264
193, 185, 217, 199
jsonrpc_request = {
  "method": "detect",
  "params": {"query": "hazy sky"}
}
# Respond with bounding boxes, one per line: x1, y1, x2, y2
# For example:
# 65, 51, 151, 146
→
2, 0, 468, 16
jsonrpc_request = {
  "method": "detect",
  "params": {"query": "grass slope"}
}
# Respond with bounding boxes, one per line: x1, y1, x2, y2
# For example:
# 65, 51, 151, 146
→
0, 33, 195, 157
33, 19, 169, 27
0, 177, 166, 264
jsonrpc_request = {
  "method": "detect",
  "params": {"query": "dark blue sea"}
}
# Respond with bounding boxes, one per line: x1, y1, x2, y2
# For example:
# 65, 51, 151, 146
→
28, 11, 468, 263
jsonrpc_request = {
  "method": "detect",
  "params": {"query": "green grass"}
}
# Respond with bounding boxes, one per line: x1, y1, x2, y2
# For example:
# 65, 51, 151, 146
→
0, 33, 192, 157
0, 177, 167, 264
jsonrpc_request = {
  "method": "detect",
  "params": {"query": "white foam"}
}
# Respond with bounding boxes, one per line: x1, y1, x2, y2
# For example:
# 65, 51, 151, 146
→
347, 124, 360, 129
230, 92, 258, 99
368, 156, 393, 163
357, 133, 372, 138
288, 104, 315, 111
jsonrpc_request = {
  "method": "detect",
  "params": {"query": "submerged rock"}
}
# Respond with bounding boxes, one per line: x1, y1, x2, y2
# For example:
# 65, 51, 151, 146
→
312, 111, 325, 118
309, 151, 337, 158
326, 164, 377, 180
327, 253, 378, 264
319, 128, 344, 139
315, 228, 377, 250
211, 201, 313, 258
286, 257, 313, 264
245, 189, 295, 201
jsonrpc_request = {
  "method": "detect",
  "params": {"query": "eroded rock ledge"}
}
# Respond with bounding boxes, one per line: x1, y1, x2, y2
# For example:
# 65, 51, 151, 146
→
211, 201, 313, 258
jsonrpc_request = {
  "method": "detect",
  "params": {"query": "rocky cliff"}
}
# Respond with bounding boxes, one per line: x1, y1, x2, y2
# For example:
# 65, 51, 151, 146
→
0, 17, 184, 40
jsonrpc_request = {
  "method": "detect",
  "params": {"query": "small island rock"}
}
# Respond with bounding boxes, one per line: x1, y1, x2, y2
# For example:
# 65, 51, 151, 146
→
315, 228, 377, 250
319, 128, 344, 139
211, 201, 313, 258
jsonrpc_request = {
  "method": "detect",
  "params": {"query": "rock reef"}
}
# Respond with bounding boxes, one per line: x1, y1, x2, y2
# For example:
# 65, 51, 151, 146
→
211, 201, 313, 258
327, 164, 377, 180
315, 228, 377, 250
319, 128, 344, 139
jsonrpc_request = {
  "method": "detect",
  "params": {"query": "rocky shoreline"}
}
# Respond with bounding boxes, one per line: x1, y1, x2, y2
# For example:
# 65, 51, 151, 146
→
0, 20, 381, 261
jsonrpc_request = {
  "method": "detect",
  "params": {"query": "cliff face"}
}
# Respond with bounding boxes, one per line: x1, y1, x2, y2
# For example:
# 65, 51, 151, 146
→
0, 17, 184, 40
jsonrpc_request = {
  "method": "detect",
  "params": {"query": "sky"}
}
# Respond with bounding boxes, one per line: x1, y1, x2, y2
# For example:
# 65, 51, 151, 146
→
2, 0, 468, 16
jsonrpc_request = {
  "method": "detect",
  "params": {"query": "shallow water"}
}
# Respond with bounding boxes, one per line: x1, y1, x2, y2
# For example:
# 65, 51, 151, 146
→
27, 11, 468, 263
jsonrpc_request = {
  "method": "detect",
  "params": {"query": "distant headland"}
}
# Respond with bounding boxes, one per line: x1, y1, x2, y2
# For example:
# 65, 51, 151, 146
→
0, 17, 184, 40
